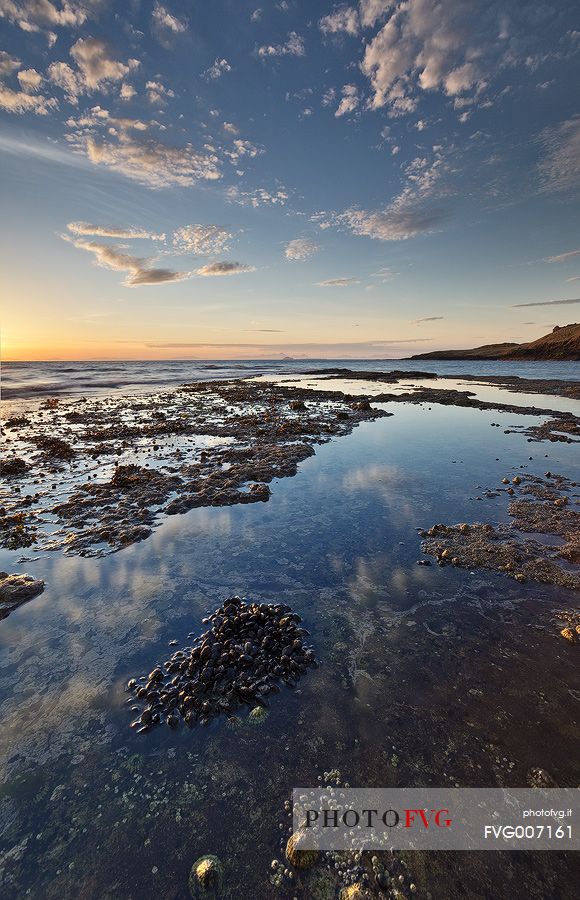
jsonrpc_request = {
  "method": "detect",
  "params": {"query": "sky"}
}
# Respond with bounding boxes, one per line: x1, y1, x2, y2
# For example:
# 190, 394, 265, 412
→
1, 0, 580, 361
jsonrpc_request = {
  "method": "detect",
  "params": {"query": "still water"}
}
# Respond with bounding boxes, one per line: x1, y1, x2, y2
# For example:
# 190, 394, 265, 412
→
0, 392, 579, 898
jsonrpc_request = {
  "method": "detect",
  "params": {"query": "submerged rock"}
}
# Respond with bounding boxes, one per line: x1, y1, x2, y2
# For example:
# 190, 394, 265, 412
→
0, 572, 45, 620
340, 884, 374, 900
188, 855, 224, 898
285, 828, 320, 870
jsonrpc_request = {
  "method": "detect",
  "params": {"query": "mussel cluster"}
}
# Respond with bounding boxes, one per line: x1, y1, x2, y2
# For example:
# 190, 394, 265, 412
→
127, 596, 317, 733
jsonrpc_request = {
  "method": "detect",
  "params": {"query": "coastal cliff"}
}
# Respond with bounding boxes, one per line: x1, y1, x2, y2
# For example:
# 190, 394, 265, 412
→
409, 323, 580, 361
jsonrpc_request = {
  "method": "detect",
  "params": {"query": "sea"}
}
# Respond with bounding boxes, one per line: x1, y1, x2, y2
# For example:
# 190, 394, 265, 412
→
2, 356, 579, 399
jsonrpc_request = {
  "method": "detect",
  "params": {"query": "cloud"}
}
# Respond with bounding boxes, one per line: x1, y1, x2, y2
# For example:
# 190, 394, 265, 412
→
251, 8, 262, 23
17, 67, 43, 90
0, 85, 57, 114
152, 2, 187, 35
120, 82, 136, 101
195, 261, 255, 276
284, 238, 319, 260
317, 277, 360, 286
226, 185, 288, 207
0, 50, 20, 76
67, 222, 165, 240
0, 0, 99, 34
173, 224, 233, 256
67, 112, 222, 187
544, 248, 580, 263
320, 6, 359, 37
565, 276, 580, 283
71, 36, 138, 90
335, 83, 359, 117
48, 37, 139, 101
359, 0, 393, 28
258, 32, 305, 58
538, 116, 580, 193
145, 79, 175, 104
203, 58, 232, 80
224, 138, 263, 165
338, 202, 447, 241
64, 236, 189, 286
413, 315, 444, 324
360, 0, 495, 114
511, 298, 580, 308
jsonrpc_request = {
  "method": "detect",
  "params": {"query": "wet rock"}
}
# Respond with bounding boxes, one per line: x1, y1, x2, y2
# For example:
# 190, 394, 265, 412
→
527, 767, 557, 788
2, 458, 28, 477
33, 436, 75, 459
247, 705, 269, 725
188, 854, 224, 898
285, 828, 320, 870
0, 572, 45, 620
127, 597, 316, 732
339, 884, 374, 900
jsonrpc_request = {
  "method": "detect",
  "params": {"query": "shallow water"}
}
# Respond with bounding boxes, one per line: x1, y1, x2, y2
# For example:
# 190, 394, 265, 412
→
0, 393, 579, 898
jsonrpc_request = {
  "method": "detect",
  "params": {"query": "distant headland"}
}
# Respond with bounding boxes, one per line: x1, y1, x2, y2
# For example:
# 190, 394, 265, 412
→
408, 323, 580, 361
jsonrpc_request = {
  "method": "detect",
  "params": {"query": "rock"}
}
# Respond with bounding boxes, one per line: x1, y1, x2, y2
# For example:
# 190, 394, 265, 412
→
2, 458, 28, 477
0, 572, 45, 620
188, 855, 224, 898
340, 885, 374, 900
285, 829, 320, 870
247, 705, 269, 725
527, 767, 557, 788
560, 627, 577, 644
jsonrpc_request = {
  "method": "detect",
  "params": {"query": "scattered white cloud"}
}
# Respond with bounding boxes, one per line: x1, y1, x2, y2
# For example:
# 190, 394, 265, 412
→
120, 82, 136, 101
226, 185, 288, 207
0, 0, 99, 35
359, 0, 393, 29
67, 222, 165, 240
258, 32, 305, 58
70, 36, 139, 90
173, 224, 233, 256
251, 8, 262, 22
361, 0, 495, 114
196, 261, 255, 276
63, 236, 189, 286
0, 50, 20, 76
48, 37, 139, 102
565, 276, 580, 283
284, 238, 319, 260
317, 277, 360, 286
413, 315, 444, 324
335, 83, 359, 117
66, 109, 222, 187
152, 2, 188, 35
145, 79, 175, 104
337, 202, 447, 240
223, 121, 239, 135
538, 116, 580, 193
0, 84, 57, 114
203, 58, 232, 80
320, 6, 359, 37
17, 67, 43, 90
321, 86, 336, 106
545, 248, 580, 264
